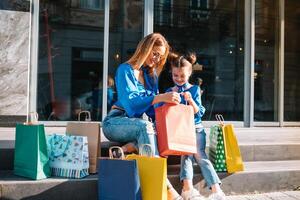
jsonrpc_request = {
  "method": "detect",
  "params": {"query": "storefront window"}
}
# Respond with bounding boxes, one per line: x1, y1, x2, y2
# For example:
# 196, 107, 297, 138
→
37, 0, 104, 121
0, 0, 30, 12
106, 0, 144, 114
284, 0, 300, 121
80, 0, 104, 10
254, 0, 279, 121
154, 0, 245, 121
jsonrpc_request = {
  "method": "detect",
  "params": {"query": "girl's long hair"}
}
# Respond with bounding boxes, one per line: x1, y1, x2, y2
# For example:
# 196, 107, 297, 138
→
127, 33, 169, 76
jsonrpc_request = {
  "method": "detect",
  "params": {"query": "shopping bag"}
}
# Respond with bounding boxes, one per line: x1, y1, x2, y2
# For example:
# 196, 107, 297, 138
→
219, 115, 244, 173
14, 123, 50, 180
98, 146, 142, 200
126, 144, 167, 200
66, 111, 101, 173
47, 134, 89, 178
209, 124, 227, 172
155, 103, 197, 156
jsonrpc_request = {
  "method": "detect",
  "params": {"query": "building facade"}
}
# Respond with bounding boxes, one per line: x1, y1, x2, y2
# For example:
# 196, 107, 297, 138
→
0, 0, 299, 127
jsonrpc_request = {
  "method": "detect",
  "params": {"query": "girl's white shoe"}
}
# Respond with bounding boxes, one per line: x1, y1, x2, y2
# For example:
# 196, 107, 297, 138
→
208, 192, 226, 200
167, 187, 184, 200
181, 188, 206, 200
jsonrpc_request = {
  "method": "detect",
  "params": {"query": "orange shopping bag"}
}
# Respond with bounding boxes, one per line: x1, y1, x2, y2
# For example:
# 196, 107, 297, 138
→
155, 103, 197, 157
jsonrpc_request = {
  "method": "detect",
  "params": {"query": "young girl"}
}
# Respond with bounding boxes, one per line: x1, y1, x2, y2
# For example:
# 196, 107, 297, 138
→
166, 52, 226, 200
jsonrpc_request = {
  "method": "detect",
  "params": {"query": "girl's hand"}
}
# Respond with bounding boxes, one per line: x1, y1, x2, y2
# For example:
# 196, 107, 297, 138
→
182, 91, 199, 113
182, 91, 192, 102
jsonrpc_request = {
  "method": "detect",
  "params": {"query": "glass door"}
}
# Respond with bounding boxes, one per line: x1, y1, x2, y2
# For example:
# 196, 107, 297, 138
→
284, 0, 300, 122
254, 0, 279, 122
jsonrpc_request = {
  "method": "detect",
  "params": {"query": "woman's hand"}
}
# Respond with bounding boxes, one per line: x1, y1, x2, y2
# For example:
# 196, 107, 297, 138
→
152, 92, 181, 104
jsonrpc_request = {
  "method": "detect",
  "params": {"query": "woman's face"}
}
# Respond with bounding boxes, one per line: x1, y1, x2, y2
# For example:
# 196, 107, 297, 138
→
171, 66, 192, 86
144, 45, 166, 68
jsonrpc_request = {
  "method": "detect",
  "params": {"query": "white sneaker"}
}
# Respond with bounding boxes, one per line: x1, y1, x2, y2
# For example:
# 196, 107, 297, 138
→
181, 188, 206, 200
167, 187, 184, 200
208, 192, 226, 200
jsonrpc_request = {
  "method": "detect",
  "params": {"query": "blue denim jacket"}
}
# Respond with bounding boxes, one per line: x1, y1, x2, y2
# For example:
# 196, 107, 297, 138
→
114, 63, 158, 120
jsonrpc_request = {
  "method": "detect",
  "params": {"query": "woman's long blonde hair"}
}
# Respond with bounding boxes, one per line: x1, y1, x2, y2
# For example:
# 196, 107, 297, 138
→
127, 33, 169, 76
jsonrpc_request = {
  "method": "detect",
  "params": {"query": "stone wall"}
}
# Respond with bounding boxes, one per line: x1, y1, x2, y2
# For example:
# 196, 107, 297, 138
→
0, 10, 29, 115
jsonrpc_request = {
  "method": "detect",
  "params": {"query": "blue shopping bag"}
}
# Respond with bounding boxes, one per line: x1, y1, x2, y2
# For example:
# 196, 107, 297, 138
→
98, 146, 142, 200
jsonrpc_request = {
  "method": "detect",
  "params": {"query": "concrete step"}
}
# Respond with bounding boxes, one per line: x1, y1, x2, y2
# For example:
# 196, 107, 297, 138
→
2, 126, 300, 146
0, 171, 98, 200
1, 126, 300, 172
2, 142, 300, 170
168, 160, 300, 196
226, 191, 300, 200
1, 160, 300, 199
240, 143, 300, 162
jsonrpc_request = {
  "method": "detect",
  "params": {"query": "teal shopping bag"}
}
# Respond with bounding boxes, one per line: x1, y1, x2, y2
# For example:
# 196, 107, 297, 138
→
14, 124, 50, 179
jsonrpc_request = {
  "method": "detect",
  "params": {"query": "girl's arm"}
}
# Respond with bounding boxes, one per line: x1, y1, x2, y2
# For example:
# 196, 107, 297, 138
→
183, 91, 199, 114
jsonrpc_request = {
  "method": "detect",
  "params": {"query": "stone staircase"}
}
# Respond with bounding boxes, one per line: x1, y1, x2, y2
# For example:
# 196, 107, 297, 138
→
169, 127, 300, 196
1, 127, 300, 199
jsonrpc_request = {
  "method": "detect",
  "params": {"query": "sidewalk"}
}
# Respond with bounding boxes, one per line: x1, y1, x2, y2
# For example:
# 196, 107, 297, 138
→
227, 191, 300, 200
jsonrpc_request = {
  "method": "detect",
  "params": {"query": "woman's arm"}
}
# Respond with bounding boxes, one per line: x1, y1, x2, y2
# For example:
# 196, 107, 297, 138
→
116, 64, 155, 117
152, 92, 181, 105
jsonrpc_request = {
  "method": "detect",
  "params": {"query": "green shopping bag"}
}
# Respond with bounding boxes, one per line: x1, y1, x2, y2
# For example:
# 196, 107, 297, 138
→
209, 125, 227, 172
14, 124, 50, 179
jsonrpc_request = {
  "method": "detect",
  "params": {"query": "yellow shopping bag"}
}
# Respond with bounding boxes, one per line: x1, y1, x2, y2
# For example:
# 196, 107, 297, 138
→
216, 115, 244, 173
126, 144, 167, 200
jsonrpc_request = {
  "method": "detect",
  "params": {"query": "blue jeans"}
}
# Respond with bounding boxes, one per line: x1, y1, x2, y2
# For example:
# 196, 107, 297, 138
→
180, 128, 221, 188
102, 109, 159, 156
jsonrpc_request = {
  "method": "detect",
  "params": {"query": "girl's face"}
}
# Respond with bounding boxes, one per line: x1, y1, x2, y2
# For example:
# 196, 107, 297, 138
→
171, 65, 192, 86
144, 45, 166, 68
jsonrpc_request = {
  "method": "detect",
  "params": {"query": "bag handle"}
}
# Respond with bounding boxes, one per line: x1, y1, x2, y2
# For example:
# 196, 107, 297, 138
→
78, 111, 91, 121
215, 114, 225, 126
25, 111, 39, 125
109, 146, 125, 159
139, 144, 154, 157
49, 134, 71, 158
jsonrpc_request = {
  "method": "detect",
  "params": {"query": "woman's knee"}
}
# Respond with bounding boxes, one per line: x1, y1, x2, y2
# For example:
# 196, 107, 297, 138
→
102, 120, 110, 134
136, 119, 156, 135
102, 122, 115, 141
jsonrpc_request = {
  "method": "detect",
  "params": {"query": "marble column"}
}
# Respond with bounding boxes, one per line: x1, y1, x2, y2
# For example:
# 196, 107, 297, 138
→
0, 10, 29, 115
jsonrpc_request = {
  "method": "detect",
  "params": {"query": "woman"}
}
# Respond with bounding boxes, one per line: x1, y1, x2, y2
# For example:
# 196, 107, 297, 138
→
102, 33, 183, 200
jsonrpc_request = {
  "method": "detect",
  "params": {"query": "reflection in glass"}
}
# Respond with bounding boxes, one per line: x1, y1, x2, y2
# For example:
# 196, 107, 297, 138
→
284, 0, 300, 121
0, 0, 30, 12
107, 0, 144, 114
254, 0, 279, 121
80, 0, 104, 10
37, 0, 104, 121
155, 0, 244, 121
